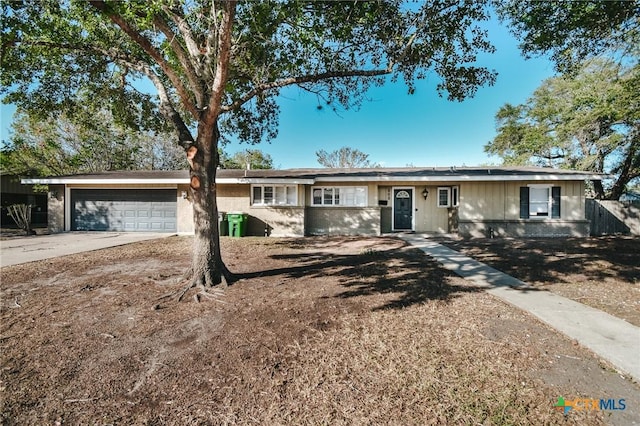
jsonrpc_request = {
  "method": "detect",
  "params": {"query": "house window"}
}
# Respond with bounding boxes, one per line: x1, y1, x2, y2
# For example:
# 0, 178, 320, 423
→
437, 187, 451, 208
436, 186, 459, 208
252, 185, 297, 206
520, 186, 560, 219
312, 186, 367, 206
452, 186, 459, 207
530, 187, 550, 217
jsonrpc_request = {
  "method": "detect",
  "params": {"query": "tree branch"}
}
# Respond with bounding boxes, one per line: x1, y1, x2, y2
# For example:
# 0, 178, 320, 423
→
206, 0, 237, 120
6, 37, 194, 149
88, 1, 199, 119
221, 67, 392, 113
205, 0, 220, 65
141, 68, 195, 150
151, 14, 205, 108
161, 5, 202, 60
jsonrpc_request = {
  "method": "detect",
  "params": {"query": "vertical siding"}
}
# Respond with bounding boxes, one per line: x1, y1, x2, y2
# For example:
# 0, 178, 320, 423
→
458, 182, 506, 221
563, 181, 584, 220
459, 181, 584, 221
380, 184, 448, 232
505, 182, 520, 219
421, 185, 448, 232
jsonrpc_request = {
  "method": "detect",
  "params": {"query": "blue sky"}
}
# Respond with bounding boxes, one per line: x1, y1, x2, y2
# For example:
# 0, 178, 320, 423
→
0, 18, 556, 169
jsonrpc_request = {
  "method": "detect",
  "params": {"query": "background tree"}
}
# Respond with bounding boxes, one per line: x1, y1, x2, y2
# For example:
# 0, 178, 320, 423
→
485, 58, 639, 200
220, 149, 274, 170
497, 0, 639, 73
316, 147, 379, 168
2, 1, 497, 293
1, 108, 186, 177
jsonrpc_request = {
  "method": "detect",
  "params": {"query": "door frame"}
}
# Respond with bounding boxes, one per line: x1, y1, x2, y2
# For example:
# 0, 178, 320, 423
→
392, 186, 415, 231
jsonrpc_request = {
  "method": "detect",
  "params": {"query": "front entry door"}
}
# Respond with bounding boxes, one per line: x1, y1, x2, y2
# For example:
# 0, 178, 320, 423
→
393, 188, 413, 230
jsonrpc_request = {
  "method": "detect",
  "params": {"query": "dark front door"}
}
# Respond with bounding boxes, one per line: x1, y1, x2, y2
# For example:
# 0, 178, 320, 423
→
393, 188, 413, 230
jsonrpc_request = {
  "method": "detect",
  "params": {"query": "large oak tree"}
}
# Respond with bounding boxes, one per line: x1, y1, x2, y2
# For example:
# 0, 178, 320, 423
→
2, 0, 497, 293
486, 58, 639, 200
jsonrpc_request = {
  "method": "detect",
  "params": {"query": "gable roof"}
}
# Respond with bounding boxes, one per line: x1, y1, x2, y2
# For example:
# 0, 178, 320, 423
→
22, 166, 604, 185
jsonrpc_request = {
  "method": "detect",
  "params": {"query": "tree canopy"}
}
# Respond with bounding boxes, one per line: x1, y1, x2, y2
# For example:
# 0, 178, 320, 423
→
1, 0, 498, 290
497, 0, 639, 73
220, 149, 274, 170
1, 108, 186, 177
485, 58, 639, 200
316, 147, 378, 168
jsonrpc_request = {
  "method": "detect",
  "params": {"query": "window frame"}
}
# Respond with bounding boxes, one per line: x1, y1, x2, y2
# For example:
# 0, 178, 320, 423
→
437, 187, 451, 208
521, 185, 561, 219
451, 186, 460, 207
528, 185, 551, 218
436, 186, 460, 208
311, 186, 368, 207
251, 184, 298, 206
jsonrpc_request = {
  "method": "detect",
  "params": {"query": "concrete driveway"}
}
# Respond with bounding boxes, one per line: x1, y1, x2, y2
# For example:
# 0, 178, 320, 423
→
0, 232, 176, 267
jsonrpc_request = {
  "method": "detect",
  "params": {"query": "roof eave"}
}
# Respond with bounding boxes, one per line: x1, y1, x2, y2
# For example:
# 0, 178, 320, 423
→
21, 177, 316, 185
21, 178, 190, 185
217, 178, 315, 184
21, 172, 604, 185
314, 174, 604, 182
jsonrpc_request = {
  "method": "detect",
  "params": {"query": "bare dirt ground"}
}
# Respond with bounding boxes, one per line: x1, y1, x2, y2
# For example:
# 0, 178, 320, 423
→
438, 236, 640, 327
1, 236, 639, 425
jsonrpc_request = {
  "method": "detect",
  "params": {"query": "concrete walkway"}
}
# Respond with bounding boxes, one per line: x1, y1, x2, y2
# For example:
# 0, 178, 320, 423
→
399, 234, 640, 383
0, 232, 175, 267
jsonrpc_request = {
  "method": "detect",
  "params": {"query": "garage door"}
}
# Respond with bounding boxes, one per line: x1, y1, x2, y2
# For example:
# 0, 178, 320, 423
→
71, 189, 177, 232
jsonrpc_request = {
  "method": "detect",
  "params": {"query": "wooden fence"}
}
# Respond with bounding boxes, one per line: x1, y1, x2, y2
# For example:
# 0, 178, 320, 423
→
585, 199, 640, 236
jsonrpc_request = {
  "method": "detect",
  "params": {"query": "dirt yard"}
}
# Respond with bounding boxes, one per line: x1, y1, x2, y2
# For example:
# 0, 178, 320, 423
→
439, 236, 640, 327
1, 236, 639, 425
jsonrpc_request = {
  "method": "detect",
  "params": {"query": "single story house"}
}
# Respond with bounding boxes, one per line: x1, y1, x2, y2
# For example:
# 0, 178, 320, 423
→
22, 167, 603, 238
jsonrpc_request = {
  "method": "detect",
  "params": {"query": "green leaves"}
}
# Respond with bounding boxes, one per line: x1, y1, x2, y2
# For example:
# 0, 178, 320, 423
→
316, 147, 378, 168
498, 0, 639, 73
3, 0, 499, 148
220, 149, 274, 170
1, 107, 185, 177
486, 58, 640, 199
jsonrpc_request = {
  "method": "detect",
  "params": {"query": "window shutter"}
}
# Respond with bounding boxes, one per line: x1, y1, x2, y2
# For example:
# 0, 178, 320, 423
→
520, 187, 530, 219
551, 186, 561, 218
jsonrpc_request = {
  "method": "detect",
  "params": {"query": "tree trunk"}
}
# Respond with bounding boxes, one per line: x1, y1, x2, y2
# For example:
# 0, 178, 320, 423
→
188, 120, 229, 287
608, 139, 638, 200
593, 180, 606, 199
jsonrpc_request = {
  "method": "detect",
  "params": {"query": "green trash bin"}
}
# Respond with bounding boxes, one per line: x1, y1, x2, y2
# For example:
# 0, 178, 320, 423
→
227, 212, 248, 237
218, 212, 228, 236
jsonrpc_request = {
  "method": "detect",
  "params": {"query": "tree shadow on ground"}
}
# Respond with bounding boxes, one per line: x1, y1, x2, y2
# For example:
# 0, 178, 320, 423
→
234, 243, 485, 311
439, 236, 639, 285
